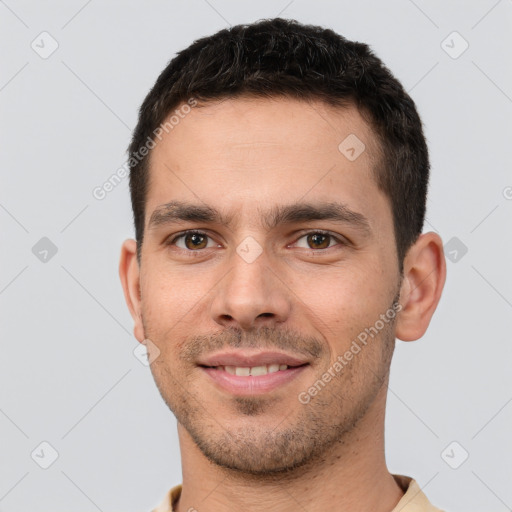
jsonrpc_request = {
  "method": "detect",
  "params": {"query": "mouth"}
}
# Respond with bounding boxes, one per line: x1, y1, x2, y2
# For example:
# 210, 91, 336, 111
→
202, 363, 300, 376
197, 351, 310, 395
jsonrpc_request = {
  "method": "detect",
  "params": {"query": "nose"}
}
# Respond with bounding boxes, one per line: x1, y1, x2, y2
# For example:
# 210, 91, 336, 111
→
209, 244, 292, 331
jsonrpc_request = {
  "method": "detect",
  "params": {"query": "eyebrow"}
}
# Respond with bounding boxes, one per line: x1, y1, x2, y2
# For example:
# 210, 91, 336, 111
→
148, 200, 371, 235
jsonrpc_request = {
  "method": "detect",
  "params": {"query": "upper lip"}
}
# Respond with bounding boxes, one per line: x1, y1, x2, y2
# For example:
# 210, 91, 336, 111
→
198, 351, 309, 368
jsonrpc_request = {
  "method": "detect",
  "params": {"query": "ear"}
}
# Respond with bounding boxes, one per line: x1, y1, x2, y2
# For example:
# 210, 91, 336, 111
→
119, 239, 145, 343
395, 232, 446, 341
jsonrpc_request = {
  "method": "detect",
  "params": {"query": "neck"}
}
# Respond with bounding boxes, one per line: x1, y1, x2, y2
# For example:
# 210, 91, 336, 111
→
175, 384, 403, 512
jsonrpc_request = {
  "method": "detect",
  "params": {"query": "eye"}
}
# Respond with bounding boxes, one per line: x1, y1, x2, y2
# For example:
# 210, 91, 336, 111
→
167, 230, 219, 251
292, 231, 346, 250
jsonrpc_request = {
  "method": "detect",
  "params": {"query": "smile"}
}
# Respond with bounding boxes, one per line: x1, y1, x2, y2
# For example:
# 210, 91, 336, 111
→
211, 364, 290, 376
200, 363, 309, 395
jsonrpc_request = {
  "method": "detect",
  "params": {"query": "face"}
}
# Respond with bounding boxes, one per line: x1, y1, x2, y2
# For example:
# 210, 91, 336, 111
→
125, 96, 404, 474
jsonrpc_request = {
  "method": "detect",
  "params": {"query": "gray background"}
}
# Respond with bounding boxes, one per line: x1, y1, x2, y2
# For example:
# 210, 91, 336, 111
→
1, 0, 511, 511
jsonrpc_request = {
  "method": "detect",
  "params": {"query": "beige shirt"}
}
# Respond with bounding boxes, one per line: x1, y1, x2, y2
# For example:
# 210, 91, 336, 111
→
152, 474, 445, 512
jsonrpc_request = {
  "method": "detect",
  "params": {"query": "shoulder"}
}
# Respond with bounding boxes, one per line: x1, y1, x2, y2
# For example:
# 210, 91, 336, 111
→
392, 474, 446, 512
151, 484, 182, 512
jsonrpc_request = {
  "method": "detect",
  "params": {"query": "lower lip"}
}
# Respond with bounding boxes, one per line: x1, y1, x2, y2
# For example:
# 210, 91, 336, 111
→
201, 366, 308, 395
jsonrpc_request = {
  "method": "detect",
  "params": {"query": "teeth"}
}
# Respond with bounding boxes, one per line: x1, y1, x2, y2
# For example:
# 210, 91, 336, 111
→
250, 365, 267, 376
220, 364, 289, 375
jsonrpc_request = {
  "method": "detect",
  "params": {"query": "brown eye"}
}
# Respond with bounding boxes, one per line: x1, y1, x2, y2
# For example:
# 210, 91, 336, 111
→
183, 233, 208, 250
168, 230, 216, 251
291, 231, 345, 250
306, 233, 331, 249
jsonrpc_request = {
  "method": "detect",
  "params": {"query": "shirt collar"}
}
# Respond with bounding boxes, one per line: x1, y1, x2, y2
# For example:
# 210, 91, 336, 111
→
152, 474, 444, 512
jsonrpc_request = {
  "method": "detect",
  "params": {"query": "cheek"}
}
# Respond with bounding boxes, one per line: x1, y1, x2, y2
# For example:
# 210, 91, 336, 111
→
140, 268, 205, 349
292, 258, 393, 347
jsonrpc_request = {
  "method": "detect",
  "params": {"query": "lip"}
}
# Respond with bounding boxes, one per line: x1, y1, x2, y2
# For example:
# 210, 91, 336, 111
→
201, 365, 308, 395
198, 350, 309, 368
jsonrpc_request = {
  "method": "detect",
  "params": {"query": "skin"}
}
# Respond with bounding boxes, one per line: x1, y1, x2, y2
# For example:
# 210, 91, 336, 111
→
119, 96, 446, 512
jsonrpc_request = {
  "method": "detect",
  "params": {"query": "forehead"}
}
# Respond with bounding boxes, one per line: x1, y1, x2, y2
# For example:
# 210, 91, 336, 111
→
146, 96, 390, 234
151, 95, 379, 168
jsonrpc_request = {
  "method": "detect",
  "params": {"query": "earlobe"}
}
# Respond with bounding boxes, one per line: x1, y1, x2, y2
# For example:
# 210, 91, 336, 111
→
395, 232, 446, 342
119, 239, 145, 343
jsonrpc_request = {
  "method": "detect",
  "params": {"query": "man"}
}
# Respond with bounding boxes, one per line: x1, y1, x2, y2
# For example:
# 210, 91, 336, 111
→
119, 18, 446, 512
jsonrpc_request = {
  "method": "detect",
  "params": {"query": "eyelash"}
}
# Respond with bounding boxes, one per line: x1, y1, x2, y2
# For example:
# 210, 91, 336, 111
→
165, 229, 347, 253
